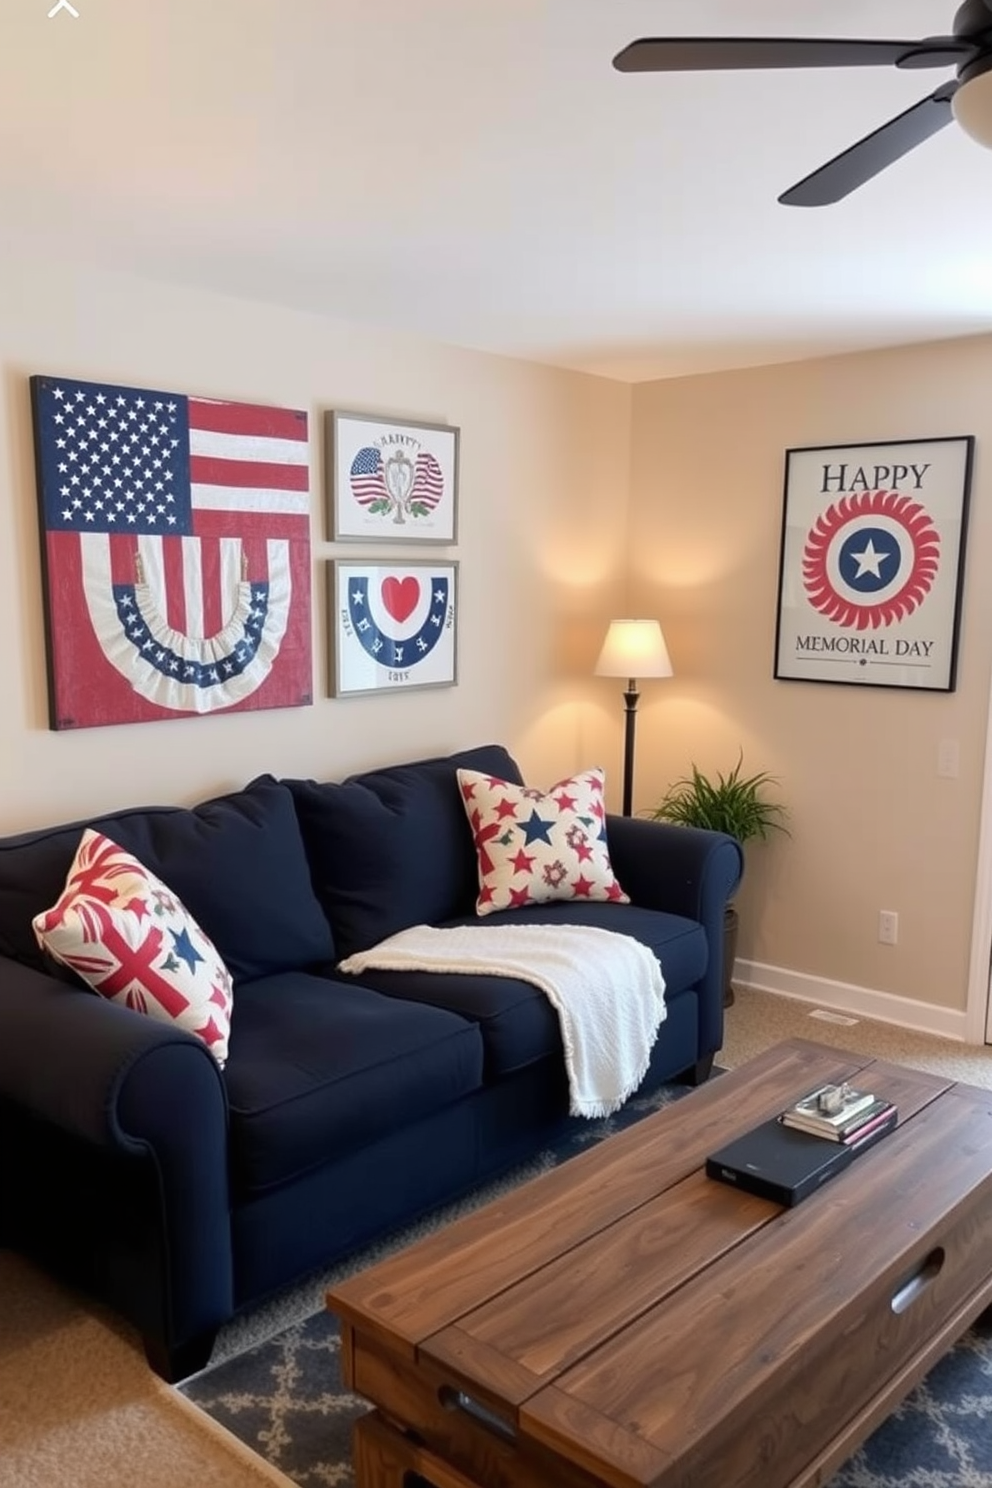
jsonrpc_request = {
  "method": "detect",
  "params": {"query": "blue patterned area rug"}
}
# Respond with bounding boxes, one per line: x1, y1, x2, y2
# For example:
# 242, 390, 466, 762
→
180, 1081, 992, 1488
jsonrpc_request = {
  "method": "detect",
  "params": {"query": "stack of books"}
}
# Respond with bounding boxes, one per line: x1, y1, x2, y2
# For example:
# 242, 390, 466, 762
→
780, 1082, 898, 1150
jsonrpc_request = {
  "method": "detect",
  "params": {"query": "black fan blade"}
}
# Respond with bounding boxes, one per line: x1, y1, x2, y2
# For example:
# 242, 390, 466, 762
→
613, 37, 972, 73
779, 83, 958, 206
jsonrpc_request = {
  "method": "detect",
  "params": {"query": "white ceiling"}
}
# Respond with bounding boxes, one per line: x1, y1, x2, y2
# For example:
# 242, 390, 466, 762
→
3, 0, 991, 381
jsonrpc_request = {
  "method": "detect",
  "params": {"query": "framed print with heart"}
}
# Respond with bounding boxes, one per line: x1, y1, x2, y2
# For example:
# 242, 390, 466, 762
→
331, 560, 458, 695
327, 410, 459, 543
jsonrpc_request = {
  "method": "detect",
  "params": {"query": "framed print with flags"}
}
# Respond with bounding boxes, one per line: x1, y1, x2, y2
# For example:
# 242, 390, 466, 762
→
30, 374, 313, 729
328, 409, 458, 543
331, 559, 458, 696
773, 435, 973, 692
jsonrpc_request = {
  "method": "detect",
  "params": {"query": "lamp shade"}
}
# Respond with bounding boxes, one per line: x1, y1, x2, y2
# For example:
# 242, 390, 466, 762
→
595, 619, 673, 679
952, 64, 992, 149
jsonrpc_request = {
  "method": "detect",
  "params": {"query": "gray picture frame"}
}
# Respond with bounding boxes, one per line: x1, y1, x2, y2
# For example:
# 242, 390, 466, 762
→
330, 558, 458, 696
327, 409, 459, 543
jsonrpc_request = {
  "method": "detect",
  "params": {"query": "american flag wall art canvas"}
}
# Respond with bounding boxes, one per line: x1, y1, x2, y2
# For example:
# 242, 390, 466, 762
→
30, 375, 313, 730
328, 409, 459, 543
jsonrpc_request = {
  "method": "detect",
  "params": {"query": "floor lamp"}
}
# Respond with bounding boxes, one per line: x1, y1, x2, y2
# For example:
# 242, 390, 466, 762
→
595, 619, 673, 816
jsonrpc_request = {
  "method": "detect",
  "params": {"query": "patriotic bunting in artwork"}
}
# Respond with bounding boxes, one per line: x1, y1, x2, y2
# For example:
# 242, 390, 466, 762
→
332, 560, 458, 695
30, 374, 313, 729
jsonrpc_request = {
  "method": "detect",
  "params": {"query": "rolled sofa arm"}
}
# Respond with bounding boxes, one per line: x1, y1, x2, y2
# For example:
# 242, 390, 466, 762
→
605, 814, 744, 1062
605, 814, 744, 922
0, 956, 233, 1371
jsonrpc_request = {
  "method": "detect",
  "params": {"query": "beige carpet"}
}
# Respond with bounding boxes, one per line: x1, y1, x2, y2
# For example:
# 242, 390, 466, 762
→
723, 986, 992, 1087
2, 990, 990, 1486
0, 1252, 293, 1488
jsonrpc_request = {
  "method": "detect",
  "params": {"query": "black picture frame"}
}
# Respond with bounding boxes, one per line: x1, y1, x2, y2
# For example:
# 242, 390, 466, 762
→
774, 435, 974, 692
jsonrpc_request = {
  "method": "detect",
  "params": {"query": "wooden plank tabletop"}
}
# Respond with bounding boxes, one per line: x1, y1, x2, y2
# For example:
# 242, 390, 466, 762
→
328, 1040, 950, 1352
328, 1039, 992, 1488
520, 1086, 992, 1487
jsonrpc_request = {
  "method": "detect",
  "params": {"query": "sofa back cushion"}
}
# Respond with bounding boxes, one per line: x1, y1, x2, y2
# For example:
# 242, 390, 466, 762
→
285, 744, 523, 960
0, 775, 333, 983
0, 807, 184, 973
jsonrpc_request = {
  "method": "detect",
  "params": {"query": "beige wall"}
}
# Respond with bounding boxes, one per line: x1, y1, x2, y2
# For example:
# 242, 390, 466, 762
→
6, 244, 990, 1033
629, 337, 992, 1023
0, 246, 632, 834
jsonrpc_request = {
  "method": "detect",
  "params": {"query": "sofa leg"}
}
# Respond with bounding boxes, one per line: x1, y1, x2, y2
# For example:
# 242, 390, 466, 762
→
144, 1328, 217, 1383
680, 1054, 714, 1087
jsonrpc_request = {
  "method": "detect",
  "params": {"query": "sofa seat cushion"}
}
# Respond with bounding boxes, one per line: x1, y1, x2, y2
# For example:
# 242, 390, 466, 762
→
285, 744, 524, 960
223, 972, 484, 1195
475, 903, 709, 992
345, 904, 706, 1079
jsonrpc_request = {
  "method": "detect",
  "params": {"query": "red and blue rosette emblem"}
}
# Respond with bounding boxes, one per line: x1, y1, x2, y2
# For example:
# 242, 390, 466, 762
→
802, 490, 940, 631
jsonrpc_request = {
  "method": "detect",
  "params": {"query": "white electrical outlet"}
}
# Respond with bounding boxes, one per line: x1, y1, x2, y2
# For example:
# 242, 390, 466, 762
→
878, 910, 898, 945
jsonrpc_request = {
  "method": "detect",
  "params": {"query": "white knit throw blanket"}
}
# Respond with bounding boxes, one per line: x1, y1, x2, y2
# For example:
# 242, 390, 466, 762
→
338, 922, 667, 1119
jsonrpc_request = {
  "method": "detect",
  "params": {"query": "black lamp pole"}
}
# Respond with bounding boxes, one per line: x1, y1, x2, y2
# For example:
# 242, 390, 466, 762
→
621, 677, 640, 817
596, 619, 672, 815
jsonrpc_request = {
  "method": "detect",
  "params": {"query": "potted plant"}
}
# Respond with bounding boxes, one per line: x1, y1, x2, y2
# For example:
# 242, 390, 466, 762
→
645, 753, 789, 1006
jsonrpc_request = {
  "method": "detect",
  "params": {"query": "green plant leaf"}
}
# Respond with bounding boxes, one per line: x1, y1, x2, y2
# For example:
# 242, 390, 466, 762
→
645, 750, 790, 843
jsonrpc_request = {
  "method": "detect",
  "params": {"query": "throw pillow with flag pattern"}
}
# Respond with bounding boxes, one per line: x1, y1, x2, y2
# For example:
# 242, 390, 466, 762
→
456, 767, 630, 916
32, 829, 234, 1065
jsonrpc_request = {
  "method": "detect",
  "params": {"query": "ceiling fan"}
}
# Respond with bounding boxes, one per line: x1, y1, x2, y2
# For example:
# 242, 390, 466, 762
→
613, 0, 992, 205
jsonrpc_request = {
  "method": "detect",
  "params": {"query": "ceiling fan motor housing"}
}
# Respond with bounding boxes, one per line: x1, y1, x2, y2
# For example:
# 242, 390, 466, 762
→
953, 0, 992, 76
958, 51, 992, 85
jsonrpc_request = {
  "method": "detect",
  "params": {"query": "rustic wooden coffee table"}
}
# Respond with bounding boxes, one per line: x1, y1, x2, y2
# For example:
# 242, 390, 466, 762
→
328, 1038, 992, 1488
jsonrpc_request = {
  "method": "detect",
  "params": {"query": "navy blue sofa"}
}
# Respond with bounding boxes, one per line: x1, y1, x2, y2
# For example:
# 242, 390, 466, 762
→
0, 744, 743, 1381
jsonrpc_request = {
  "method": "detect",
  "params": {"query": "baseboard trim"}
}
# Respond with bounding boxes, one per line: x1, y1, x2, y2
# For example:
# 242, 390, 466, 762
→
733, 959, 972, 1044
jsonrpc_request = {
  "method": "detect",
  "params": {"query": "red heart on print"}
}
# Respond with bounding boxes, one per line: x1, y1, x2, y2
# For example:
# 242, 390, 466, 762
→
381, 575, 420, 623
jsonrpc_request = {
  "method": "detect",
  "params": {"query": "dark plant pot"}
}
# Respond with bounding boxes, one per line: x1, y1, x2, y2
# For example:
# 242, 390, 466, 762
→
723, 903, 739, 1008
